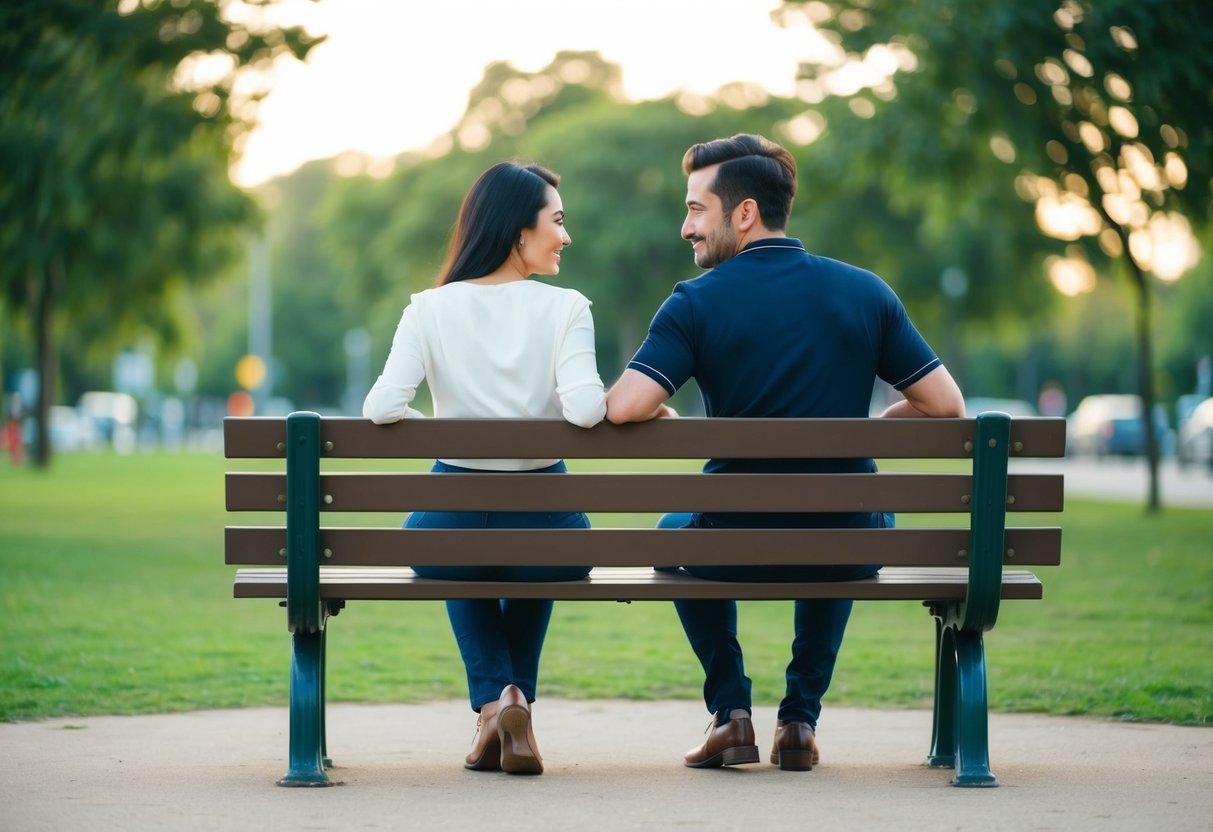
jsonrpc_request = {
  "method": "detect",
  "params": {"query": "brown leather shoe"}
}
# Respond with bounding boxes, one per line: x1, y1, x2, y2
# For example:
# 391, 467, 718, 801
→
684, 709, 760, 768
770, 720, 820, 771
464, 702, 503, 771
497, 684, 543, 775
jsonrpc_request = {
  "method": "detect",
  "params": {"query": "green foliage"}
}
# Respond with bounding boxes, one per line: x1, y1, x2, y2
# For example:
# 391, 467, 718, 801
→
1157, 242, 1213, 396
1, 453, 1209, 724
0, 0, 321, 462
799, 0, 1212, 240
785, 0, 1213, 311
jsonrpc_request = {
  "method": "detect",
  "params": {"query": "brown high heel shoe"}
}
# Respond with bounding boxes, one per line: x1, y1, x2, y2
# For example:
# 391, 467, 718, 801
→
496, 685, 543, 775
464, 701, 503, 771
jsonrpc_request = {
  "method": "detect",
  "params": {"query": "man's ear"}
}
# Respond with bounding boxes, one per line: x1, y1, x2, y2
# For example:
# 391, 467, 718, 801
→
733, 198, 761, 232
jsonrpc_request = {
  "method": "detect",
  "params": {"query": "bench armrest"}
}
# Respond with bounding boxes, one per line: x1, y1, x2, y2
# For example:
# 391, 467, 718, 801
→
960, 412, 1011, 632
286, 411, 325, 635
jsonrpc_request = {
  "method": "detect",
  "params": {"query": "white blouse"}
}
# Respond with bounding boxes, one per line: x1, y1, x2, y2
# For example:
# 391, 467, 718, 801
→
363, 279, 607, 470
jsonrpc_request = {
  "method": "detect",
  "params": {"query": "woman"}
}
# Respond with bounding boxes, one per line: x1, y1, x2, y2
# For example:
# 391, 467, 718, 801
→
363, 162, 605, 775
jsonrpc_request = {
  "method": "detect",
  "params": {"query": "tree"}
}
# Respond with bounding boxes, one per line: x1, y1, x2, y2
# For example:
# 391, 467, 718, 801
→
0, 0, 320, 465
787, 0, 1213, 511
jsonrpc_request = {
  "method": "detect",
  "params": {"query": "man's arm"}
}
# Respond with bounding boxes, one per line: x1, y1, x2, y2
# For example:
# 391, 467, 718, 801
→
881, 365, 965, 418
606, 369, 677, 423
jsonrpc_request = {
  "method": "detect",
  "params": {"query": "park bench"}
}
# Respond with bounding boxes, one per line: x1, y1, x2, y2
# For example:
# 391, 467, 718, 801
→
224, 411, 1065, 788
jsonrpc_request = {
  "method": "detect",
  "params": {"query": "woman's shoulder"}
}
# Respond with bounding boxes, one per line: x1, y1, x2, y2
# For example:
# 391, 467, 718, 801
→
404, 283, 469, 313
403, 285, 440, 306
525, 280, 593, 308
408, 280, 592, 313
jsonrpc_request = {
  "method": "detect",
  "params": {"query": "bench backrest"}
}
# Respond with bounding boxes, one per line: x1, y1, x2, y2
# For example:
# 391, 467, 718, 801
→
226, 414, 1063, 582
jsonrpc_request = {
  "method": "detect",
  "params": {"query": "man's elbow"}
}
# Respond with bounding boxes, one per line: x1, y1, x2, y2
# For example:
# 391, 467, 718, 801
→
927, 392, 965, 418
605, 400, 637, 424
605, 396, 650, 424
939, 386, 966, 418
918, 395, 965, 419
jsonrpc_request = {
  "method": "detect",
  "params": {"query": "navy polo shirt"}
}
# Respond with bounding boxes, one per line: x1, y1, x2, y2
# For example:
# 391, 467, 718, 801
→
627, 238, 940, 486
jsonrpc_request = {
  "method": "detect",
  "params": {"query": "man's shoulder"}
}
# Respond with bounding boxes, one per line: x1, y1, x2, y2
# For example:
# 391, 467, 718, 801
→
802, 251, 880, 280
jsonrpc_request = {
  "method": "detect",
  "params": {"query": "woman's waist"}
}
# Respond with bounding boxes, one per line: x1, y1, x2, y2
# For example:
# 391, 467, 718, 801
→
434, 458, 565, 472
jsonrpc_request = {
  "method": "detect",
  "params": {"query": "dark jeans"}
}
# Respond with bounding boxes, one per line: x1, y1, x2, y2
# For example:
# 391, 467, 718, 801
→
658, 511, 885, 728
408, 460, 591, 710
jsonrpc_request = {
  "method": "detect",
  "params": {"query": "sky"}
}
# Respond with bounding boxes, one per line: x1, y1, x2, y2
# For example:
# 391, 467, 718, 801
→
229, 0, 838, 187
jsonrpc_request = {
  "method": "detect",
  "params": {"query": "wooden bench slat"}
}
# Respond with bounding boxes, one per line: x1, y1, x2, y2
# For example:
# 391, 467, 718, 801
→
225, 472, 1065, 513
233, 565, 1044, 602
226, 526, 1063, 567
225, 417, 1068, 460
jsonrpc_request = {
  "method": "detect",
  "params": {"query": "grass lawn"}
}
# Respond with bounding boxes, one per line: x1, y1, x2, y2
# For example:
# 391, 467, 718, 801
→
1, 450, 1210, 724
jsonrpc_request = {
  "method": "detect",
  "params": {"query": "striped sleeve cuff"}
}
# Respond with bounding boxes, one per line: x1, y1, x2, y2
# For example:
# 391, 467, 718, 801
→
626, 359, 678, 396
891, 358, 943, 391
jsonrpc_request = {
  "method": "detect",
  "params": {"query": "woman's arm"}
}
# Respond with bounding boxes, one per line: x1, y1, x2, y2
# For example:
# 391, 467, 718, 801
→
554, 301, 607, 428
363, 306, 427, 424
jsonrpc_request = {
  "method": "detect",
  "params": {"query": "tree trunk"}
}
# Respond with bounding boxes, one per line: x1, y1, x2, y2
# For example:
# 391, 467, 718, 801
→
30, 257, 63, 469
1096, 208, 1163, 515
1126, 254, 1161, 513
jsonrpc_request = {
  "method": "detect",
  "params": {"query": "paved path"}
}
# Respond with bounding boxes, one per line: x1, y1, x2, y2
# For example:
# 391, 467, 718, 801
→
1011, 457, 1213, 508
3, 700, 1210, 831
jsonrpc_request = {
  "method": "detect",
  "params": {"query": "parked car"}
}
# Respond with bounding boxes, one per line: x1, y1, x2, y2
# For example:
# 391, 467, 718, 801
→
1067, 394, 1174, 457
1176, 397, 1213, 470
78, 391, 138, 453
48, 405, 101, 451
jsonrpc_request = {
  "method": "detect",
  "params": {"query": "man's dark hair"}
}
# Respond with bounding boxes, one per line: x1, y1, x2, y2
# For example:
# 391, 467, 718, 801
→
682, 134, 797, 230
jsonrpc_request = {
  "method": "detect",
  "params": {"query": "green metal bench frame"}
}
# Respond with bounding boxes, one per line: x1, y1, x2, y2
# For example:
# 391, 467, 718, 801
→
224, 412, 1065, 788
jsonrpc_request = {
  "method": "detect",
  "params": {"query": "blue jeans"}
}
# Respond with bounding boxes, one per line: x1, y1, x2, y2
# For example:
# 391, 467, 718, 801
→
658, 511, 886, 728
407, 460, 591, 711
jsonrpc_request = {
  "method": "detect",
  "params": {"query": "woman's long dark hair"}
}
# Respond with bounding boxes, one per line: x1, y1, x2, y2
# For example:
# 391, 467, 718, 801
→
436, 162, 560, 286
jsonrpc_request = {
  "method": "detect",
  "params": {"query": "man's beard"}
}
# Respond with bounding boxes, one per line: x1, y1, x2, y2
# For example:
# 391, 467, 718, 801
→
694, 217, 737, 269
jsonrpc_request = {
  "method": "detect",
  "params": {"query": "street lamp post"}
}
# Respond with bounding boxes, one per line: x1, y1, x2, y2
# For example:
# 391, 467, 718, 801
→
342, 328, 372, 416
940, 267, 969, 388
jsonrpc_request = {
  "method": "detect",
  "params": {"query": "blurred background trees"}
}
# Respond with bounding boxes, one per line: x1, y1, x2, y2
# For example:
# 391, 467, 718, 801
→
789, 0, 1212, 508
2, 1, 1209, 502
0, 0, 320, 465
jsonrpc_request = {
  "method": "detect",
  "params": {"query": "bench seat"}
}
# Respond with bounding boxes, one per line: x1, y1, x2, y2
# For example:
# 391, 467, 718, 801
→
234, 565, 1045, 601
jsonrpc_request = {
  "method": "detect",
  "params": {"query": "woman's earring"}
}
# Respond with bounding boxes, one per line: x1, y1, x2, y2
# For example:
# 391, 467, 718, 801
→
519, 236, 525, 247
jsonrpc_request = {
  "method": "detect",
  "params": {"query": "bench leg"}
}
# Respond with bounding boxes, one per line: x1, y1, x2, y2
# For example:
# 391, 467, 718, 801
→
278, 629, 332, 787
928, 619, 957, 768
951, 628, 997, 787
320, 626, 332, 769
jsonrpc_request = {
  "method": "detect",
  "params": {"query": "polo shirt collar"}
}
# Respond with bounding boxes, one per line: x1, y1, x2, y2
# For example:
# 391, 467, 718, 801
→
737, 238, 806, 255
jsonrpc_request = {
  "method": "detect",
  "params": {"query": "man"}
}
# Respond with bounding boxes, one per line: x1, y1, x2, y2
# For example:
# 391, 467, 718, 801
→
606, 134, 964, 772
